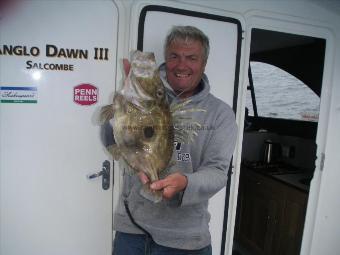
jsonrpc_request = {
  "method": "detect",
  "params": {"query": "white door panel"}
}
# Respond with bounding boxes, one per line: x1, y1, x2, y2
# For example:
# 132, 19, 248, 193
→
0, 1, 117, 254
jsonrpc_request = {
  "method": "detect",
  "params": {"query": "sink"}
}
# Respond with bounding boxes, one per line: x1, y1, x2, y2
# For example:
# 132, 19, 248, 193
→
299, 177, 312, 186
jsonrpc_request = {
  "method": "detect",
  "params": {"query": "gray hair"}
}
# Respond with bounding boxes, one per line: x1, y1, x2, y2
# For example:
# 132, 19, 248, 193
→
164, 26, 210, 63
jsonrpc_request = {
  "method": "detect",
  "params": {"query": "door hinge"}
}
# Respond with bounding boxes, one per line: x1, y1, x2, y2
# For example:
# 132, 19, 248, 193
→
320, 152, 325, 171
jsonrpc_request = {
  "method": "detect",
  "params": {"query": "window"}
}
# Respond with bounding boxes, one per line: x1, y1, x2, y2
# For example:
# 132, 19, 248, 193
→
246, 62, 320, 122
246, 28, 325, 124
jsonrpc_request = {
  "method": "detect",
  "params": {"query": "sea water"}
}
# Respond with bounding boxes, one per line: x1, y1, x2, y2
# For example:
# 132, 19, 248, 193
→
246, 62, 320, 122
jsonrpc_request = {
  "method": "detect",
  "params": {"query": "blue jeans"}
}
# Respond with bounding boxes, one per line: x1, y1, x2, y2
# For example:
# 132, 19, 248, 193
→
113, 232, 212, 255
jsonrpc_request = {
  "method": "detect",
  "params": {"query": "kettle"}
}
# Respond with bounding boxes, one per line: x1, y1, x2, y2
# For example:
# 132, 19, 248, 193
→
263, 140, 281, 164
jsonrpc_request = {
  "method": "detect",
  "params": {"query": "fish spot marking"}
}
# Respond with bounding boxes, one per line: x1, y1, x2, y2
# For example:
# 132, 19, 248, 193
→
144, 126, 154, 138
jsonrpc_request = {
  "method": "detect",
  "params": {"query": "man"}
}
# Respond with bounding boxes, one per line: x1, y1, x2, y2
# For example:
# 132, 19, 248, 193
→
113, 25, 237, 255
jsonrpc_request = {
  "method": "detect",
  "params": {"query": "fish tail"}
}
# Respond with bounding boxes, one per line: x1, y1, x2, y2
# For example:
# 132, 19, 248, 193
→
140, 184, 163, 203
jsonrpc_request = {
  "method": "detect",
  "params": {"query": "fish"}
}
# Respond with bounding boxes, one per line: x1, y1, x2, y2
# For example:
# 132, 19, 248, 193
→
100, 50, 204, 202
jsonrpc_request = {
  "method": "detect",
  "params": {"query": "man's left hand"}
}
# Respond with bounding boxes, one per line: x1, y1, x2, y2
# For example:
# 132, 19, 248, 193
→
149, 173, 188, 200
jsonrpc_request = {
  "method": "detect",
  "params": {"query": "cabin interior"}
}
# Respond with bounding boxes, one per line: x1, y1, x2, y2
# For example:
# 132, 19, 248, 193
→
232, 28, 325, 255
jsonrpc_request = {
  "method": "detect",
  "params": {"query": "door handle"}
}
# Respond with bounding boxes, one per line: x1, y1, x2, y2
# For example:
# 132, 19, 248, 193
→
87, 160, 110, 190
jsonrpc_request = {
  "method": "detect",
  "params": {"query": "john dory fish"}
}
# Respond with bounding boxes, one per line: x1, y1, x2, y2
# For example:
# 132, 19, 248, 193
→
100, 50, 204, 202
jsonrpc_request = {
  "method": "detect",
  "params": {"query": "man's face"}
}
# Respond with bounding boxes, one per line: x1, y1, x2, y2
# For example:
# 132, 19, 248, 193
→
165, 39, 206, 98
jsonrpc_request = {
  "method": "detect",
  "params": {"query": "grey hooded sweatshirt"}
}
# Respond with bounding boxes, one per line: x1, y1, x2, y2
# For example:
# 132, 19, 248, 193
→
113, 66, 238, 250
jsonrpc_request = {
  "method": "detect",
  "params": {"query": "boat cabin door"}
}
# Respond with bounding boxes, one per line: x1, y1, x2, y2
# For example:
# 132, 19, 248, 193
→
0, 1, 117, 254
127, 3, 243, 254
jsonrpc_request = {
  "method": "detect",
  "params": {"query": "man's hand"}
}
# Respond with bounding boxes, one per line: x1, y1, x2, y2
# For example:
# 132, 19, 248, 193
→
138, 172, 188, 200
150, 173, 188, 200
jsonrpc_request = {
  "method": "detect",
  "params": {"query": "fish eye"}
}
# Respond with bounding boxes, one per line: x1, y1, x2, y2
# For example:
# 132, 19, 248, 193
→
143, 126, 154, 138
156, 89, 164, 98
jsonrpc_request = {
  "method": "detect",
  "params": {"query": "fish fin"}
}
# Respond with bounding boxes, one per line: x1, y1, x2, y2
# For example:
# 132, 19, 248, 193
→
107, 144, 121, 160
119, 160, 135, 176
173, 116, 202, 144
158, 161, 176, 179
168, 160, 176, 168
139, 184, 163, 203
170, 100, 206, 144
158, 168, 168, 179
99, 104, 115, 123
170, 99, 206, 115
170, 99, 191, 113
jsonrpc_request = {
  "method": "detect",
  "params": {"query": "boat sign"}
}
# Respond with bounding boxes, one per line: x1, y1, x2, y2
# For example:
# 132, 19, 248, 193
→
0, 86, 38, 103
73, 83, 98, 106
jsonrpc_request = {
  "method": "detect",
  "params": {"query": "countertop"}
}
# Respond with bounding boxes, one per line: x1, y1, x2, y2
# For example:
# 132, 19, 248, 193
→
270, 172, 312, 192
241, 162, 313, 192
